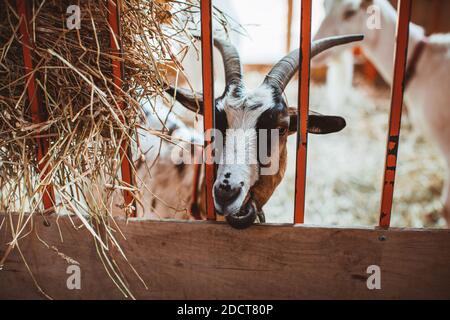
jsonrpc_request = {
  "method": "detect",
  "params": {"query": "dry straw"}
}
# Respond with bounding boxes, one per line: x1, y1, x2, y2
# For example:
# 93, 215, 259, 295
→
0, 0, 226, 298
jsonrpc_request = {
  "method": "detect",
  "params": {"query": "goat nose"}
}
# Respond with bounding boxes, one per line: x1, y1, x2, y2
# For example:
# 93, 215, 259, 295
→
214, 183, 241, 205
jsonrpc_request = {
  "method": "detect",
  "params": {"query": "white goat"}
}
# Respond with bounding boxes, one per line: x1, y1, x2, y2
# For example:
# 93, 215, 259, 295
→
314, 0, 450, 225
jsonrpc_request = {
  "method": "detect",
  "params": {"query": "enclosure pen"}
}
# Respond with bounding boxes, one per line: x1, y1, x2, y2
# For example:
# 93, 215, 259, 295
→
16, 0, 55, 213
13, 0, 418, 227
1, 0, 450, 300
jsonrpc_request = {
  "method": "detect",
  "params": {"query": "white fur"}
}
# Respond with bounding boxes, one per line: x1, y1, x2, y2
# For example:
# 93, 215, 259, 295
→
213, 84, 276, 215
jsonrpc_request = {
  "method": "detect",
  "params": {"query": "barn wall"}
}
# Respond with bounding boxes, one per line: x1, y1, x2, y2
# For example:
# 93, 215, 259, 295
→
390, 0, 450, 33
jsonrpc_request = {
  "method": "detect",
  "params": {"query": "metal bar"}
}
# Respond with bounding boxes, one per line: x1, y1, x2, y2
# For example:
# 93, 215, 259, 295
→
379, 0, 412, 228
293, 0, 312, 224
108, 0, 136, 217
200, 0, 216, 220
16, 0, 55, 213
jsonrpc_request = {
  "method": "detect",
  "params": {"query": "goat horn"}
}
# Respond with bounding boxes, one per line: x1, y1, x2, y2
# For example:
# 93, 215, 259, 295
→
166, 36, 242, 114
166, 86, 204, 114
263, 34, 364, 93
213, 37, 243, 86
192, 35, 242, 86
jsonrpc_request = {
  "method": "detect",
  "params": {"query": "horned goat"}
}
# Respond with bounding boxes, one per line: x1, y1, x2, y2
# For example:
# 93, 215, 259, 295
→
130, 35, 363, 229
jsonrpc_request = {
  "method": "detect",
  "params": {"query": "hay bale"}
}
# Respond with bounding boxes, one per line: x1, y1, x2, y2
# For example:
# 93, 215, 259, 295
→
0, 0, 200, 216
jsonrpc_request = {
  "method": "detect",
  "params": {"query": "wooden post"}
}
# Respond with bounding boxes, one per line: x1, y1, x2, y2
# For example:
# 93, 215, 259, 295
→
293, 0, 312, 224
379, 0, 412, 228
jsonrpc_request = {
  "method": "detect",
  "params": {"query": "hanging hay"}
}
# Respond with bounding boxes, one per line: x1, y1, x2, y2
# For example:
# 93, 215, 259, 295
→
1, 0, 184, 215
0, 0, 230, 298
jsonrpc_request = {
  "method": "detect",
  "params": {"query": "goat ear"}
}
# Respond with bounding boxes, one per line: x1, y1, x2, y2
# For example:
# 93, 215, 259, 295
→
288, 107, 347, 135
165, 86, 204, 114
308, 113, 347, 134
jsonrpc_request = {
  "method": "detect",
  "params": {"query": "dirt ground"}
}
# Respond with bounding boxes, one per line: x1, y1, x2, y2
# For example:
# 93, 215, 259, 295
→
253, 72, 447, 228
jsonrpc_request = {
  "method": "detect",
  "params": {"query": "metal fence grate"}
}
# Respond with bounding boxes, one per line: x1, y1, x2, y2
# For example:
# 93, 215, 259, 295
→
24, 0, 413, 227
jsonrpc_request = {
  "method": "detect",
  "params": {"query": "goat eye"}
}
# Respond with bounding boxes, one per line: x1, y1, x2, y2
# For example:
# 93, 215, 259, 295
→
278, 127, 287, 135
343, 9, 357, 20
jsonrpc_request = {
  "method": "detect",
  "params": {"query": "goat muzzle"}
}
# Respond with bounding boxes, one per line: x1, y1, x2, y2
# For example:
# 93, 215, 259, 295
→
225, 196, 258, 229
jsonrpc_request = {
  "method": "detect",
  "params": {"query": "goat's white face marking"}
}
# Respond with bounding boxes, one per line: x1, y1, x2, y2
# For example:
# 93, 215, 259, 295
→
213, 84, 280, 215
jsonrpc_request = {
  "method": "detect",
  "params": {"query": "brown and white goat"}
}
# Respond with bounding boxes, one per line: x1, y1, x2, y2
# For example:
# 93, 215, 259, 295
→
314, 0, 450, 225
136, 35, 363, 229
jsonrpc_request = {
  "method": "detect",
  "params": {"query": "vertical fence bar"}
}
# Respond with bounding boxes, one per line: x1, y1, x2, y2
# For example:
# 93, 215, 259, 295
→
293, 0, 312, 224
200, 0, 216, 220
379, 0, 412, 228
108, 0, 136, 217
17, 0, 55, 213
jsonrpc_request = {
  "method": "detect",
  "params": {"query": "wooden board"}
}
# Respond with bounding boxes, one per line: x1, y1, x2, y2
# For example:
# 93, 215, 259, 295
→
1, 213, 450, 299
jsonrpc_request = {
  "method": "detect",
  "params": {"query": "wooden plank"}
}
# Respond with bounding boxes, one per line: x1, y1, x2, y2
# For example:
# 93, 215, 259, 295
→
1, 214, 450, 299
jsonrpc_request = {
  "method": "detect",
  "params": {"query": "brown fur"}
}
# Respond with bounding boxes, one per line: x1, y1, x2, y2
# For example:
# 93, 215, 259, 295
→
250, 136, 288, 210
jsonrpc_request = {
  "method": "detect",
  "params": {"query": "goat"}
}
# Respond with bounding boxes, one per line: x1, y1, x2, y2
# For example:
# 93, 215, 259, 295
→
131, 34, 363, 229
132, 101, 204, 221
314, 0, 450, 226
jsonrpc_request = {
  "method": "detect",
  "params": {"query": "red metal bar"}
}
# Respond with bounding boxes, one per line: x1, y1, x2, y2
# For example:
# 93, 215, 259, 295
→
379, 0, 412, 228
200, 0, 216, 220
108, 0, 136, 217
17, 0, 55, 213
293, 0, 312, 224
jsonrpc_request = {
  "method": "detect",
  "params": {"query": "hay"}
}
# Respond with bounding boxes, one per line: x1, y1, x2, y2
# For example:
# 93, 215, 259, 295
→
1, 0, 184, 215
0, 0, 227, 298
